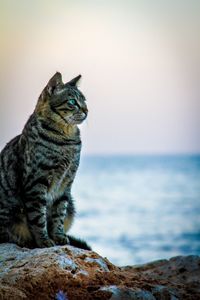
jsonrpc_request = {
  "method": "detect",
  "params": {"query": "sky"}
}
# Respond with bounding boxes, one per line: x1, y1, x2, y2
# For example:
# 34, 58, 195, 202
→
0, 0, 200, 154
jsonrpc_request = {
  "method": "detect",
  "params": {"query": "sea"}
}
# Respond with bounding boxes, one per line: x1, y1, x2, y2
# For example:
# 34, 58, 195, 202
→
71, 155, 200, 266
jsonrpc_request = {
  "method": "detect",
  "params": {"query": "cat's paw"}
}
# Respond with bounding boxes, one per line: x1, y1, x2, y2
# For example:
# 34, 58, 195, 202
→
53, 233, 70, 246
37, 238, 55, 248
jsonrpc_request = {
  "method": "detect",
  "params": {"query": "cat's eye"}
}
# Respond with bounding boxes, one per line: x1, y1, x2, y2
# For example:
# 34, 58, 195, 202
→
68, 99, 76, 106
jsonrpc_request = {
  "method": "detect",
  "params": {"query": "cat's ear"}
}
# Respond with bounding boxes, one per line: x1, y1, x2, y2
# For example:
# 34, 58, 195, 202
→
46, 72, 64, 95
66, 75, 81, 87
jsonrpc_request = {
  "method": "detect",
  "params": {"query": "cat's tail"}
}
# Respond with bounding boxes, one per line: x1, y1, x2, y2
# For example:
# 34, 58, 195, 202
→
67, 235, 92, 251
0, 226, 9, 243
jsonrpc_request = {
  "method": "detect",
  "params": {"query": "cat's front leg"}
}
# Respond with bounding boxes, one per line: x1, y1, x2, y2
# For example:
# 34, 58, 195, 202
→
25, 190, 55, 248
49, 193, 74, 245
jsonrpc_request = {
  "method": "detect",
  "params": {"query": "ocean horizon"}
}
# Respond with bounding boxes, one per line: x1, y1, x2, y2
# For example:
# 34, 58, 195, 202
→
71, 154, 200, 266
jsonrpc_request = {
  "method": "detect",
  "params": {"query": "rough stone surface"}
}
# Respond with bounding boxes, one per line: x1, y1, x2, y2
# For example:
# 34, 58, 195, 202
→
0, 243, 199, 299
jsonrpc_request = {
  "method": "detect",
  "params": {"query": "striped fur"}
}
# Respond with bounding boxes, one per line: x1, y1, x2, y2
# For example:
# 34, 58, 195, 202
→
0, 72, 90, 250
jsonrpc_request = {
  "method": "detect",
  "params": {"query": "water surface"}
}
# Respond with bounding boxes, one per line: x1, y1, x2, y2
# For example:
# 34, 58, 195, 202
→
72, 155, 200, 265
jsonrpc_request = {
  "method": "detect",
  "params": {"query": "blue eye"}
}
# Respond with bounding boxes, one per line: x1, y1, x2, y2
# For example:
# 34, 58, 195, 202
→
68, 99, 76, 106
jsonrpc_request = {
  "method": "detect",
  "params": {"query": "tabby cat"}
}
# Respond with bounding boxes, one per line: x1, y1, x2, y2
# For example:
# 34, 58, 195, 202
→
0, 72, 91, 250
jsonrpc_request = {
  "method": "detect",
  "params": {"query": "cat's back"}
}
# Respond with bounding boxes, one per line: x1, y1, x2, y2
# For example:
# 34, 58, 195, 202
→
0, 134, 21, 195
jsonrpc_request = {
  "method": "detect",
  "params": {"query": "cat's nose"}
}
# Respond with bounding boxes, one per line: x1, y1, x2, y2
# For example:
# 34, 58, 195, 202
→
82, 106, 88, 115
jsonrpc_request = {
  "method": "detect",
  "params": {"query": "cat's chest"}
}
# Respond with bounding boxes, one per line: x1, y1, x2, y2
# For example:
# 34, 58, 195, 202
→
46, 146, 80, 201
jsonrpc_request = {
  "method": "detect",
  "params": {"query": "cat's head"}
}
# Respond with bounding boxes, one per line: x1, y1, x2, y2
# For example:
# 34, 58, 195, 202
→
37, 72, 88, 125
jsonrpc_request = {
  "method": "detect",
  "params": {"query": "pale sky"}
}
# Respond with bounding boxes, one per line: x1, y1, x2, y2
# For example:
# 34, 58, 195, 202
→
0, 0, 200, 154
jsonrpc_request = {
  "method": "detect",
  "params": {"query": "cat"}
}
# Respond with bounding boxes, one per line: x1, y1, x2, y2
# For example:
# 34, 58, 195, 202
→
0, 72, 91, 250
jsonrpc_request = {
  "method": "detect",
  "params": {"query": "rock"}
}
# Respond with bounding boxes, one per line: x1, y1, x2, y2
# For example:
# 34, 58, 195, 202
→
0, 243, 199, 299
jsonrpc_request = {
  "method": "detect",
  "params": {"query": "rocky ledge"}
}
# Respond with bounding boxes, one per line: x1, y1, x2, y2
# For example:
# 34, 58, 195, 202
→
0, 244, 199, 300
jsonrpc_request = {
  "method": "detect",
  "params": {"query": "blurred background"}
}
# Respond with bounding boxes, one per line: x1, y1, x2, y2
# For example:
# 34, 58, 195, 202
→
0, 0, 200, 265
